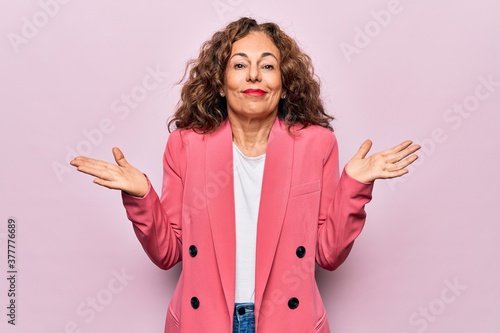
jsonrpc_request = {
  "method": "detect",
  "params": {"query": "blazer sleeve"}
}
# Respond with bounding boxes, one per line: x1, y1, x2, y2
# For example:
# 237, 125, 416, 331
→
120, 131, 184, 270
315, 132, 374, 271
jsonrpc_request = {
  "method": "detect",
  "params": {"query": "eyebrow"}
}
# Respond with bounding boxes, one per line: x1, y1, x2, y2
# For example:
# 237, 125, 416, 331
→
230, 52, 278, 62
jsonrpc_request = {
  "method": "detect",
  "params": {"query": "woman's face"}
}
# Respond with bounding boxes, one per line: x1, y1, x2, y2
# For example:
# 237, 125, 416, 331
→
223, 32, 283, 122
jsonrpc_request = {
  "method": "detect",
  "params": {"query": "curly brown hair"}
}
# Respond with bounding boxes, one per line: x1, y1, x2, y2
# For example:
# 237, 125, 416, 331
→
168, 17, 333, 133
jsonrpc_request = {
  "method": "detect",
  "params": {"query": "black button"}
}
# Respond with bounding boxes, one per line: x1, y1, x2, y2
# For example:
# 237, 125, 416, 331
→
296, 246, 306, 258
191, 297, 200, 309
189, 245, 198, 257
288, 297, 299, 309
237, 307, 246, 315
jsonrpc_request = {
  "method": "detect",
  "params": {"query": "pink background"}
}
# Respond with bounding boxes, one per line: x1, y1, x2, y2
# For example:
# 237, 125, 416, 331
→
1, 0, 499, 332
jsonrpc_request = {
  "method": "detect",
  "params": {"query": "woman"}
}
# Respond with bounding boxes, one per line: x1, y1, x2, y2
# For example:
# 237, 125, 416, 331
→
71, 17, 420, 333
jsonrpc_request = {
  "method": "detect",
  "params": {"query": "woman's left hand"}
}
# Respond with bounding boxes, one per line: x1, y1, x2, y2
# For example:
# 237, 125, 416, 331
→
345, 139, 421, 183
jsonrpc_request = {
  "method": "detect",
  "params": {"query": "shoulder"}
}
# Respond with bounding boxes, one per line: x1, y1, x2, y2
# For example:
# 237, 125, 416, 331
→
292, 124, 337, 150
166, 127, 205, 150
294, 124, 335, 136
163, 128, 206, 173
287, 124, 339, 165
168, 120, 231, 146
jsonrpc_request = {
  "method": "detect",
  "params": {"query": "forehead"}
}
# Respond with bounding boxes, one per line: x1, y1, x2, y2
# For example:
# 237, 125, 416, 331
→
230, 32, 280, 59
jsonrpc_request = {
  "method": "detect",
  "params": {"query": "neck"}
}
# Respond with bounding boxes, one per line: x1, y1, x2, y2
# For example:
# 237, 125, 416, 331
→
229, 113, 277, 157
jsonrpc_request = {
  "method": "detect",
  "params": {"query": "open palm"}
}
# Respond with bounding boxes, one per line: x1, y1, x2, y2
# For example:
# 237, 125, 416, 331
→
345, 140, 421, 183
70, 147, 149, 197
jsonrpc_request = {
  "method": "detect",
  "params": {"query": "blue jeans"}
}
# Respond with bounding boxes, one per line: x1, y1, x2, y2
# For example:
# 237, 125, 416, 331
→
233, 303, 255, 333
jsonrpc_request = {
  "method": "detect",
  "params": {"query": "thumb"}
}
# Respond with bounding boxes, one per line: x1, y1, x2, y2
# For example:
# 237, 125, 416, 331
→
353, 139, 372, 159
112, 147, 128, 167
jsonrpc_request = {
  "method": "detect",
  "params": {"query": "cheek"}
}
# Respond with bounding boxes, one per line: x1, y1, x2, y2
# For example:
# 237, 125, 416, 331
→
269, 74, 283, 91
224, 70, 245, 90
222, 73, 233, 93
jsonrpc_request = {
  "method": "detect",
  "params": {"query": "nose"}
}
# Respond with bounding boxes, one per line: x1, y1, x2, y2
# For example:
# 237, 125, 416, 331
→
246, 65, 261, 82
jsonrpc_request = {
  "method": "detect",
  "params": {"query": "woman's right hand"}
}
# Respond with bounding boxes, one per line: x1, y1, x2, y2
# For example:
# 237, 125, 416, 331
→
70, 147, 149, 197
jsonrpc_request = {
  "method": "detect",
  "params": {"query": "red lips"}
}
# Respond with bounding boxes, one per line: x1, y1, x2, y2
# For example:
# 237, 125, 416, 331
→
243, 89, 266, 96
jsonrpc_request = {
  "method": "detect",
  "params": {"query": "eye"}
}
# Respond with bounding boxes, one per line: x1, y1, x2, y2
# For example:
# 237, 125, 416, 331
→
234, 63, 245, 69
262, 64, 275, 70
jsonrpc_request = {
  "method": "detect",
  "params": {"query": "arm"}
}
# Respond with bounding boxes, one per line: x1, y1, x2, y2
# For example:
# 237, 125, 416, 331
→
316, 133, 373, 271
70, 133, 186, 270
316, 134, 420, 270
121, 132, 184, 270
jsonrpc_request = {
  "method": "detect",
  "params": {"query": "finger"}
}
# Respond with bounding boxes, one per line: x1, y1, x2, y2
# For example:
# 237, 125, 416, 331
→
112, 147, 128, 167
71, 156, 113, 169
400, 144, 421, 161
397, 154, 419, 169
386, 143, 421, 164
74, 159, 121, 180
69, 155, 91, 167
386, 168, 410, 179
74, 163, 110, 179
383, 140, 414, 157
353, 139, 373, 159
376, 165, 411, 179
93, 177, 123, 191
385, 154, 419, 172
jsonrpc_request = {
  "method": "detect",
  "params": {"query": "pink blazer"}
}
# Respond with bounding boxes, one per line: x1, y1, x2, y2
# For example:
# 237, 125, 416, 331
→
122, 117, 373, 332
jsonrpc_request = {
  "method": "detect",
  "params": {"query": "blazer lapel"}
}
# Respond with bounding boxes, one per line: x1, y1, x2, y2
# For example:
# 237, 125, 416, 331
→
205, 118, 294, 318
254, 118, 294, 312
205, 120, 236, 318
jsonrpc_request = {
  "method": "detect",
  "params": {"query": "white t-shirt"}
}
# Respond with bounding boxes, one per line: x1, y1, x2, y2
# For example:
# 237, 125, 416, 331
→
233, 143, 265, 303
